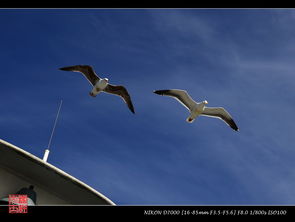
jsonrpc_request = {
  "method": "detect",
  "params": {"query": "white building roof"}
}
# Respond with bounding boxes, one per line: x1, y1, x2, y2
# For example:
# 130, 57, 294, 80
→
0, 139, 115, 205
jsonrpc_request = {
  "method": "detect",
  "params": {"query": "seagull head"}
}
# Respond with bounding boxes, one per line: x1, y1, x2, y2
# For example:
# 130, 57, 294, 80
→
203, 100, 208, 105
103, 78, 109, 83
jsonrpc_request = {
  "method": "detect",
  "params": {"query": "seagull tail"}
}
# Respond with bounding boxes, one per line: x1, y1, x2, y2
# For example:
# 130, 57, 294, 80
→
186, 117, 195, 123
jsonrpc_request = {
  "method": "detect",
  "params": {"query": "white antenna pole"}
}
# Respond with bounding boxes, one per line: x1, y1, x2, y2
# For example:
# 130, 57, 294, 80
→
43, 149, 50, 162
43, 100, 63, 162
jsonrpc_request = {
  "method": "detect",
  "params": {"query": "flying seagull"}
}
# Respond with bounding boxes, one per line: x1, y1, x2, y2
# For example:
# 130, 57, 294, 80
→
59, 65, 135, 114
153, 89, 239, 131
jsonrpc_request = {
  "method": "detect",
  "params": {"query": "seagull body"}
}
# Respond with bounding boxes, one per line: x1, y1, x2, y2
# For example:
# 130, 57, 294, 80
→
59, 65, 135, 114
153, 89, 239, 131
91, 78, 109, 96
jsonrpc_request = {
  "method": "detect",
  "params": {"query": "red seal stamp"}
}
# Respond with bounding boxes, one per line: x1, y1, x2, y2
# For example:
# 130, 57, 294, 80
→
8, 194, 28, 214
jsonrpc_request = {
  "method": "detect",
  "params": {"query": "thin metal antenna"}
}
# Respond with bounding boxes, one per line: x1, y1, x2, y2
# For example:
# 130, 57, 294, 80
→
43, 100, 63, 162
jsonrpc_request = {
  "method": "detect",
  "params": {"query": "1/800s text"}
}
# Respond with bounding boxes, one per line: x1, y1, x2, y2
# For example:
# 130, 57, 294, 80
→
143, 209, 287, 216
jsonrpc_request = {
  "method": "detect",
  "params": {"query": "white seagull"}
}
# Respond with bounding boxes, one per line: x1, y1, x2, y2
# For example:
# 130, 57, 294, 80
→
59, 65, 135, 114
153, 89, 239, 131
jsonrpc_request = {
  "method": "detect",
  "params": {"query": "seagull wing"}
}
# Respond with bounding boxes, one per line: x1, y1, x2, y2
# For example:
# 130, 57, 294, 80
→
201, 107, 239, 131
153, 89, 197, 111
103, 84, 135, 114
59, 65, 100, 86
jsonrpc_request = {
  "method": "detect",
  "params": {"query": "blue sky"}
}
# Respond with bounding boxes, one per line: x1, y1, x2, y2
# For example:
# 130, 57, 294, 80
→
1, 9, 295, 205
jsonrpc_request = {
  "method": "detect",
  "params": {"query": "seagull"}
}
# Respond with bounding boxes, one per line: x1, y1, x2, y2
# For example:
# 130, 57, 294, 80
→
59, 65, 135, 114
153, 89, 239, 131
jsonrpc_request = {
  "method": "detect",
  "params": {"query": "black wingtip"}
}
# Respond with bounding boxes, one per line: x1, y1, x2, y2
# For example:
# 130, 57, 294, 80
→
232, 125, 239, 132
59, 66, 72, 71
128, 105, 135, 114
153, 90, 169, 95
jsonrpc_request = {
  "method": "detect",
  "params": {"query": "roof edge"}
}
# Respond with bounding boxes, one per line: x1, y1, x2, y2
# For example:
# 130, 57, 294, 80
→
0, 139, 115, 205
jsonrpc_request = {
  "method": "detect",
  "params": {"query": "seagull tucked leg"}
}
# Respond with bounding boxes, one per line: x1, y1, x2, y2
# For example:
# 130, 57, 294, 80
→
89, 92, 96, 97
